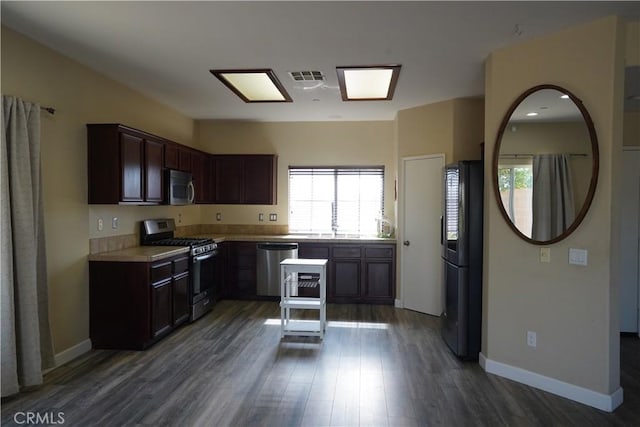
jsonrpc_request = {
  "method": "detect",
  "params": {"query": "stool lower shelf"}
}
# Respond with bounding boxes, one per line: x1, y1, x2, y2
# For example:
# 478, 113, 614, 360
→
281, 319, 323, 337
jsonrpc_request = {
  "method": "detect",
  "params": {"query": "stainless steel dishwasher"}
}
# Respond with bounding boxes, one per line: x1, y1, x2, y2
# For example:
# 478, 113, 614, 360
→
256, 242, 298, 296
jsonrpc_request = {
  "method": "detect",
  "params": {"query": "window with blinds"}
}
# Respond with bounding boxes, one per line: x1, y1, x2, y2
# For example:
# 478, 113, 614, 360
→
289, 167, 384, 235
445, 167, 459, 250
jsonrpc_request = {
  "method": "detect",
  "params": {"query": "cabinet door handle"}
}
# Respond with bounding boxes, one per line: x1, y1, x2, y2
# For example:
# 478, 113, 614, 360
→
403, 240, 410, 246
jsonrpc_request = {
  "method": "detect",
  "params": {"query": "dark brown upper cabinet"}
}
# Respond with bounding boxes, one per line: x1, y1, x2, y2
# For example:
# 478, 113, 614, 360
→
164, 143, 179, 170
88, 123, 276, 206
167, 143, 214, 204
214, 155, 277, 205
191, 150, 216, 204
164, 142, 192, 172
214, 155, 244, 204
144, 138, 164, 203
88, 124, 165, 205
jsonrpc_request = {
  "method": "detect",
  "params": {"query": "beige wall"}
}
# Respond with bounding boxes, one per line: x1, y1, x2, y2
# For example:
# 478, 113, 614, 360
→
396, 99, 454, 160
196, 120, 396, 228
626, 20, 639, 65
500, 122, 592, 154
483, 15, 624, 396
623, 21, 639, 146
1, 26, 196, 353
452, 97, 485, 161
396, 97, 484, 162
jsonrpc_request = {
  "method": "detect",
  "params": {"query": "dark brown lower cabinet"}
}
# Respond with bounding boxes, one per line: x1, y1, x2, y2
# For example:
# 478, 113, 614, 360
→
173, 272, 190, 324
364, 260, 395, 301
222, 242, 257, 299
151, 279, 172, 338
222, 240, 395, 303
363, 245, 396, 303
332, 259, 361, 301
90, 254, 190, 350
294, 242, 396, 304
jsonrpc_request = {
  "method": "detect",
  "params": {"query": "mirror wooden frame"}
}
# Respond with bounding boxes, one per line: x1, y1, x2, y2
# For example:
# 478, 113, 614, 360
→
492, 84, 599, 245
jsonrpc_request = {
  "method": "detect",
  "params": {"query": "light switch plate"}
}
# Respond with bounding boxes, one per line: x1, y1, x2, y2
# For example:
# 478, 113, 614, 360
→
111, 217, 118, 229
569, 248, 588, 266
216, 213, 222, 221
540, 247, 551, 263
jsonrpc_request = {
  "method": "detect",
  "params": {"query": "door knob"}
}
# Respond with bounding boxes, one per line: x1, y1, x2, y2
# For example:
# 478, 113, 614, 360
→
403, 240, 410, 246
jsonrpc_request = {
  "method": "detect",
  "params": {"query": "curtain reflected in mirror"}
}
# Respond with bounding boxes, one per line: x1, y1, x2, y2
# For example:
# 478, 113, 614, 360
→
532, 154, 575, 241
493, 85, 599, 245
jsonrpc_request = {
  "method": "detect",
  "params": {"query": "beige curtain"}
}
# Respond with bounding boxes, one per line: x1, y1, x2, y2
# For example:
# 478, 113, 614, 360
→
531, 154, 576, 241
1, 96, 54, 397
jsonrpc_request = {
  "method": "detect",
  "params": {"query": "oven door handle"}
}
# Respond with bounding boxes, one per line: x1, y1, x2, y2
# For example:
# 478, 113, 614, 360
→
193, 252, 216, 263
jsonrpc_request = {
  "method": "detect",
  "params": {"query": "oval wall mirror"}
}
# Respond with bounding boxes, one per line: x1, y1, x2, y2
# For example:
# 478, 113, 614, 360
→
492, 84, 599, 245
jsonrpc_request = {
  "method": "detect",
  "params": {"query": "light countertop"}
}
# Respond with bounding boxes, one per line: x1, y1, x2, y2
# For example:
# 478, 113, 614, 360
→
88, 234, 396, 262
88, 246, 189, 262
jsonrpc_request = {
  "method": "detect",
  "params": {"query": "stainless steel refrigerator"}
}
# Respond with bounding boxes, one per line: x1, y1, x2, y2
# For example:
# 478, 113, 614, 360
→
441, 160, 483, 360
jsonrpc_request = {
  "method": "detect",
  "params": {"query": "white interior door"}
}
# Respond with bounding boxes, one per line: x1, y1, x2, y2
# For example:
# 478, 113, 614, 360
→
401, 154, 445, 315
620, 148, 640, 334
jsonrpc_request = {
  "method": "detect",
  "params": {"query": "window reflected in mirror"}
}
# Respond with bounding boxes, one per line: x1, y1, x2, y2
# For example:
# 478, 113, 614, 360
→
498, 164, 533, 237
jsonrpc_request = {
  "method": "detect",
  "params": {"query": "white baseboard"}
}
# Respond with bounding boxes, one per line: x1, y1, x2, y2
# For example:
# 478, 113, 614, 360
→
479, 352, 623, 412
394, 299, 403, 308
44, 339, 92, 374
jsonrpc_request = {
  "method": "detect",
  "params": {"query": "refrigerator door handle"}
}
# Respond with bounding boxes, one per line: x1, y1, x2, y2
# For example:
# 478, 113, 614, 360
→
440, 215, 444, 245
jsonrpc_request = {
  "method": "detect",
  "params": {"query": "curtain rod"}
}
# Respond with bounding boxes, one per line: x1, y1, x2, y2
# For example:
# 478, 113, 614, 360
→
499, 153, 587, 158
40, 106, 55, 115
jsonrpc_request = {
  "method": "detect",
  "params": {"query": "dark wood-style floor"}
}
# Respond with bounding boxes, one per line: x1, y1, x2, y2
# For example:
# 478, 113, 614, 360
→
2, 301, 639, 426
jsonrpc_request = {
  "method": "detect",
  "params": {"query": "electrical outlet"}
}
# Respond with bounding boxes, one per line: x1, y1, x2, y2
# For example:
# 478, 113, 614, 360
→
269, 213, 277, 221
540, 247, 551, 263
527, 331, 537, 348
259, 213, 264, 222
216, 213, 222, 221
97, 218, 103, 231
178, 213, 183, 224
111, 217, 118, 229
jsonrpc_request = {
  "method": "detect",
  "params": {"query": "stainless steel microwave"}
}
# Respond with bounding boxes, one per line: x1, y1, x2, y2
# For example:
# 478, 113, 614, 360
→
167, 169, 195, 205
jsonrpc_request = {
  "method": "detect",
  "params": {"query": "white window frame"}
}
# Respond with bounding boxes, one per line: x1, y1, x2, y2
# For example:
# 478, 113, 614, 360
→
288, 166, 385, 236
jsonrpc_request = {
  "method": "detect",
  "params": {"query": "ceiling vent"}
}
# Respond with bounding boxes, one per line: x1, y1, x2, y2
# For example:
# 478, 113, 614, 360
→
289, 71, 325, 81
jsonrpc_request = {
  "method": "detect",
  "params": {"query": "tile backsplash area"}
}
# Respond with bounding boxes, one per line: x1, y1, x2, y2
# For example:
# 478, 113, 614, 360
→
89, 234, 138, 254
90, 224, 289, 254
196, 224, 288, 236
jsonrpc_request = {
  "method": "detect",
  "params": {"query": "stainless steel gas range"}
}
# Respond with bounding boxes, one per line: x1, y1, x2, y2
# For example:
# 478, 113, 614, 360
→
141, 218, 219, 321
